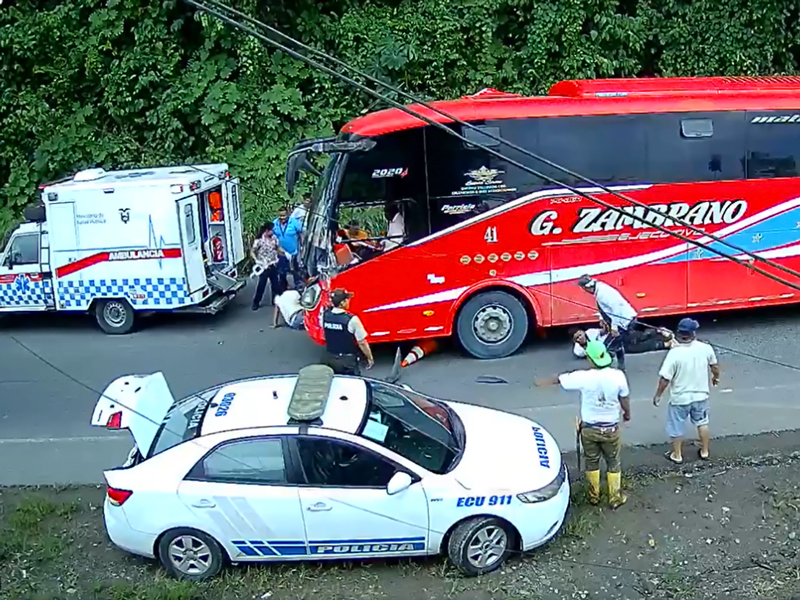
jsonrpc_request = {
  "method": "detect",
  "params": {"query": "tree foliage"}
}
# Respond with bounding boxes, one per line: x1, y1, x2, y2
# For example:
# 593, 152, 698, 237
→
1, 0, 799, 234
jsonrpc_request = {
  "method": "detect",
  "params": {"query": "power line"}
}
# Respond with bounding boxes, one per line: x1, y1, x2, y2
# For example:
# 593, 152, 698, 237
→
191, 0, 800, 289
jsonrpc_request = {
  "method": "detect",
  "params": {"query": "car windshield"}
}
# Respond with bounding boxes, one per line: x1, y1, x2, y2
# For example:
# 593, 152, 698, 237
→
361, 382, 463, 474
148, 389, 217, 458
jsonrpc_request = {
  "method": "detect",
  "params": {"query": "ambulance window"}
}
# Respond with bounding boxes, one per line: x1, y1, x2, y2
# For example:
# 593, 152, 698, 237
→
184, 205, 196, 244
5, 234, 39, 266
231, 184, 240, 221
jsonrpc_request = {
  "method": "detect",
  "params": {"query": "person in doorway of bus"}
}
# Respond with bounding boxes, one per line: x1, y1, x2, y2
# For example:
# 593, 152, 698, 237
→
322, 289, 375, 376
383, 202, 406, 251
272, 284, 305, 330
577, 275, 638, 371
274, 206, 303, 288
251, 222, 284, 311
291, 194, 312, 228
346, 220, 381, 261
535, 340, 631, 508
653, 318, 720, 464
570, 320, 675, 359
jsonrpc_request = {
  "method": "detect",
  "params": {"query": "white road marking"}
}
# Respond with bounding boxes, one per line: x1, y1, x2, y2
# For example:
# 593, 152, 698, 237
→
0, 435, 127, 445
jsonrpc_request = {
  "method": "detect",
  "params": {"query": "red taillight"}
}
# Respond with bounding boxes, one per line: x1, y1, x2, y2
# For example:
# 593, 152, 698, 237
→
107, 487, 133, 506
106, 411, 122, 429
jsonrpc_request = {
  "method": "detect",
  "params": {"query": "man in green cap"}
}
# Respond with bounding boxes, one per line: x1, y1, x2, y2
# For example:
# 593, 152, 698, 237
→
536, 340, 631, 508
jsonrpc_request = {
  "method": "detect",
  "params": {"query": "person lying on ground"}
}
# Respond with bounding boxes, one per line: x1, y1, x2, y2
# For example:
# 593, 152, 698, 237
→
570, 320, 676, 358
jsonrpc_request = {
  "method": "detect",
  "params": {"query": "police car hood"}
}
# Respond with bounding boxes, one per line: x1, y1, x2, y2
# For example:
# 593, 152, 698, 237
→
445, 401, 562, 491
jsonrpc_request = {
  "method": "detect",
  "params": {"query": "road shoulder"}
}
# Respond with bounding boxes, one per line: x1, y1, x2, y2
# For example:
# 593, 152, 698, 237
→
2, 429, 800, 600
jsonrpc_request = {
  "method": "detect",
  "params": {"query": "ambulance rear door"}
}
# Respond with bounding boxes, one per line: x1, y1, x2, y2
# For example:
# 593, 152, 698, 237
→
176, 196, 207, 294
223, 178, 245, 265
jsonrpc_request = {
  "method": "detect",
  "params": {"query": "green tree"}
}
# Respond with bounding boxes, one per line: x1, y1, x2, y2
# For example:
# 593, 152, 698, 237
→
1, 0, 798, 236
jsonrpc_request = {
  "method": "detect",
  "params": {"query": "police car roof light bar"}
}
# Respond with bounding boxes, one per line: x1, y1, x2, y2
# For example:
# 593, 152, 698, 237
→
287, 364, 335, 423
188, 0, 800, 289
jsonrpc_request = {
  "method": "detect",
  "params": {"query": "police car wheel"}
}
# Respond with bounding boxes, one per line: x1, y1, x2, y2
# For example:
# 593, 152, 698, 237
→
95, 298, 135, 334
157, 528, 225, 581
456, 291, 528, 359
447, 517, 514, 576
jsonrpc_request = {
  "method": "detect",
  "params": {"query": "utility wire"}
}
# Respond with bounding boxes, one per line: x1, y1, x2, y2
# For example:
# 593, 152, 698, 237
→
118, 131, 800, 370
194, 0, 800, 286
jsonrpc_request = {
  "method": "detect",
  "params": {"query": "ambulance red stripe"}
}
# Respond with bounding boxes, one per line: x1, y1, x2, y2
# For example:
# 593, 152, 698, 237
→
55, 248, 183, 277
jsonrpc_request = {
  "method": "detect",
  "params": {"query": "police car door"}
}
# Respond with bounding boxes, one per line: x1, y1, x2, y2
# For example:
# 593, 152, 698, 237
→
291, 434, 430, 559
0, 227, 51, 311
176, 435, 309, 561
176, 196, 207, 294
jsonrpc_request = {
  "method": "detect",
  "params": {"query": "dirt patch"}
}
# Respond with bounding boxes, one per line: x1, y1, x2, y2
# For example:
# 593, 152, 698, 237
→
2, 455, 800, 600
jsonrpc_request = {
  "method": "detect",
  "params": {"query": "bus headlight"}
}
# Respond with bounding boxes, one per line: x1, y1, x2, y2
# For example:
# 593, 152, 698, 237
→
516, 462, 567, 504
301, 283, 321, 310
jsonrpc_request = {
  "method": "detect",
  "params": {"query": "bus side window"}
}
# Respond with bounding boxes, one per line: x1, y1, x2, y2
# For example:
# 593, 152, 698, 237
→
646, 112, 746, 184
425, 122, 517, 235
534, 115, 648, 187
745, 112, 800, 179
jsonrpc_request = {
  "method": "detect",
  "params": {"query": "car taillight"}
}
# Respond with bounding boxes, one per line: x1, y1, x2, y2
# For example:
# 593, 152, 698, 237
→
106, 411, 122, 429
107, 487, 133, 506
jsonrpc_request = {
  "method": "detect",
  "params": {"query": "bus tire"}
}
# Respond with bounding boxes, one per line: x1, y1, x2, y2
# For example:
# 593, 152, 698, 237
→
95, 298, 136, 335
456, 290, 529, 359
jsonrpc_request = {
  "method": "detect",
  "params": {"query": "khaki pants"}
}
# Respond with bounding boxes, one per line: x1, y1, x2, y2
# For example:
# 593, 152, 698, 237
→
581, 425, 622, 472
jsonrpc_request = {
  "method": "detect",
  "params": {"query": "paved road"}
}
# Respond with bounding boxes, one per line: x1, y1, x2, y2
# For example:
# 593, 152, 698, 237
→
2, 293, 800, 485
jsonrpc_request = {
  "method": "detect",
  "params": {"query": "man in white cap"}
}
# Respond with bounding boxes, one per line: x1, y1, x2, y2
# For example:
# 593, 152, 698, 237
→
653, 318, 720, 464
577, 274, 638, 371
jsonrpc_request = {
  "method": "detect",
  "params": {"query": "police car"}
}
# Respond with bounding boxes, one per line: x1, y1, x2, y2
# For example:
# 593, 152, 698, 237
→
91, 365, 569, 580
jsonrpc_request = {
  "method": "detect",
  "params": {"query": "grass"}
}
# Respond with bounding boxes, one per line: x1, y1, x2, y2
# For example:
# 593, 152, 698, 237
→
0, 494, 78, 563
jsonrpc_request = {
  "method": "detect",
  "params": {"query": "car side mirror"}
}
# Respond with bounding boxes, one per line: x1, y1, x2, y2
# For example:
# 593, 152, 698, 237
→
386, 471, 413, 496
4, 254, 14, 269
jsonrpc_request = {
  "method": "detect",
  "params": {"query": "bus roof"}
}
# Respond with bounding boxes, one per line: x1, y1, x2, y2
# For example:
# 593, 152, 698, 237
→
341, 77, 800, 137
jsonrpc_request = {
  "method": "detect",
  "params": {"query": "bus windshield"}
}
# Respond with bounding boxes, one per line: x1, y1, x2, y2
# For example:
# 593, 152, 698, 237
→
302, 155, 345, 277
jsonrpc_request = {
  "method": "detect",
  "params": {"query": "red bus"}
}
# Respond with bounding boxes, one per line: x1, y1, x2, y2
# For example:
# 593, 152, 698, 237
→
287, 76, 800, 359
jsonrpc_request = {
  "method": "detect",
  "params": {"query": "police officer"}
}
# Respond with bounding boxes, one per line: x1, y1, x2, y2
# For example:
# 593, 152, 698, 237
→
322, 289, 374, 375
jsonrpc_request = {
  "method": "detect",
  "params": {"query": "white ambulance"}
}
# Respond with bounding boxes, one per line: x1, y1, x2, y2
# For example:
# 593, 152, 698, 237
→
0, 164, 246, 334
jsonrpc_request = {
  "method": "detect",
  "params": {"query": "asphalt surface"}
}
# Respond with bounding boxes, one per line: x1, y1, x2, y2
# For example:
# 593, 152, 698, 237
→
2, 292, 800, 485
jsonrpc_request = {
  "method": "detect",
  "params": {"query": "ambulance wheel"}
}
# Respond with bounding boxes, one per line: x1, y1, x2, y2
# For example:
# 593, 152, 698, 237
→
456, 291, 528, 359
95, 298, 136, 334
447, 517, 514, 576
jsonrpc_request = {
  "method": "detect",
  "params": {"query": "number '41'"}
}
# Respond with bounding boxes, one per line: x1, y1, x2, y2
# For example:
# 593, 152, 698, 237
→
484, 226, 498, 243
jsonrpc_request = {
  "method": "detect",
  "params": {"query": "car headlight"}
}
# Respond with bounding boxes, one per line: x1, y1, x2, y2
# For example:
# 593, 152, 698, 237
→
516, 461, 567, 504
301, 283, 321, 310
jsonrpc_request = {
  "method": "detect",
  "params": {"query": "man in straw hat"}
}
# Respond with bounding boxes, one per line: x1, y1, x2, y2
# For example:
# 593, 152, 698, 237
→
536, 340, 631, 508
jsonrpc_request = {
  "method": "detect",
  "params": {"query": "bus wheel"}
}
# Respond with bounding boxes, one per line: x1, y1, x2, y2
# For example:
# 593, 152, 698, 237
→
95, 298, 136, 335
456, 290, 528, 359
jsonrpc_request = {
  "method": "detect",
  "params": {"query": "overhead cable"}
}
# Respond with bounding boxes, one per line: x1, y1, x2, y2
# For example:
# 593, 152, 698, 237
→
193, 0, 800, 286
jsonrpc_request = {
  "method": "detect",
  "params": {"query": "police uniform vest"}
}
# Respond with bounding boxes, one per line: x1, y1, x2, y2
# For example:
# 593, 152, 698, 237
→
322, 309, 359, 355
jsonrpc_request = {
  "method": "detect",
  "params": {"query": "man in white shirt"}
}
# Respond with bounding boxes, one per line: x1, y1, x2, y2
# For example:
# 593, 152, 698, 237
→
291, 195, 311, 228
653, 318, 720, 464
383, 202, 406, 251
577, 275, 638, 371
536, 340, 631, 508
272, 288, 305, 330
